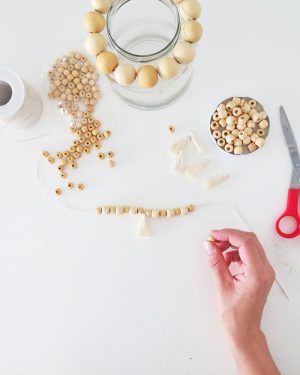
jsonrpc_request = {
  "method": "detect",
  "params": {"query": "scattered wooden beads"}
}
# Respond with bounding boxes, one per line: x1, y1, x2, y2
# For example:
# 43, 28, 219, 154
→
78, 183, 85, 191
83, 0, 203, 88
210, 97, 269, 155
55, 188, 62, 196
168, 126, 175, 134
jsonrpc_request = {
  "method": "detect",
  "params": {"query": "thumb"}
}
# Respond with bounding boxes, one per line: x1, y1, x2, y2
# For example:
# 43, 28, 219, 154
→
204, 241, 233, 291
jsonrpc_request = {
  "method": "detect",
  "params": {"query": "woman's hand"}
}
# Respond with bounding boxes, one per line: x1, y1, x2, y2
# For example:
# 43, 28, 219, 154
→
204, 229, 280, 375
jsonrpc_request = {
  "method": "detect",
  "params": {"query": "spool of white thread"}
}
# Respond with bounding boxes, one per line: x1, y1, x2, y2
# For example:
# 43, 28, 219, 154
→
0, 68, 42, 129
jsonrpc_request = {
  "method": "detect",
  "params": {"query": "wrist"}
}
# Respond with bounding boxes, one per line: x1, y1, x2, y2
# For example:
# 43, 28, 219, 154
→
228, 329, 266, 355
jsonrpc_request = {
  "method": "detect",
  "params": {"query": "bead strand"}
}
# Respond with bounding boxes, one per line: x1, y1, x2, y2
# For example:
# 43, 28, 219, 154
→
96, 204, 195, 217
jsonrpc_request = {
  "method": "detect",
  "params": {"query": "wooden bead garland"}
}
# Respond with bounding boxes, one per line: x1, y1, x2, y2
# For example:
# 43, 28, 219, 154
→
83, 0, 203, 88
210, 97, 269, 155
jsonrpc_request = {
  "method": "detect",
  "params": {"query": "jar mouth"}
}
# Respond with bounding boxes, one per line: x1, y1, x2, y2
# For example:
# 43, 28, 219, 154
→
106, 0, 181, 63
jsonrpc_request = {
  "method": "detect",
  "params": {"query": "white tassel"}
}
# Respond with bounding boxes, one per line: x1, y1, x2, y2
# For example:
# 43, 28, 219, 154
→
185, 159, 209, 181
172, 150, 185, 175
169, 136, 190, 157
138, 214, 151, 238
189, 131, 204, 155
202, 174, 230, 190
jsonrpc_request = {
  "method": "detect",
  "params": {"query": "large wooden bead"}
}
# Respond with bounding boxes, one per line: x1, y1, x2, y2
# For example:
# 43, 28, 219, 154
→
114, 64, 136, 86
157, 57, 179, 79
96, 51, 119, 74
91, 0, 112, 13
173, 41, 196, 64
85, 33, 106, 56
137, 65, 158, 88
181, 20, 203, 43
83, 11, 105, 33
180, 0, 201, 20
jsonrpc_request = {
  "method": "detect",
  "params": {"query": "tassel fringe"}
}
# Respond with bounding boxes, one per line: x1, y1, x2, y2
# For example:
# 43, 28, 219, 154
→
185, 159, 209, 181
138, 214, 151, 238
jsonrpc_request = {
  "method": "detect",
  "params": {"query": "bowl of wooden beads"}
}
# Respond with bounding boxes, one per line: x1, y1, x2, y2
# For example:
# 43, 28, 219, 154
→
209, 97, 270, 156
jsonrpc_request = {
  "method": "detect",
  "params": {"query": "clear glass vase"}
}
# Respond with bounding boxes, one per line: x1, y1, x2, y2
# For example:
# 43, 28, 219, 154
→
106, 0, 193, 110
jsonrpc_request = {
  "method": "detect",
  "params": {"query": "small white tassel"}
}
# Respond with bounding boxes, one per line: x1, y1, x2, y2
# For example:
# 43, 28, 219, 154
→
202, 174, 230, 190
189, 131, 204, 155
138, 214, 151, 238
185, 159, 209, 181
172, 150, 185, 175
169, 136, 190, 157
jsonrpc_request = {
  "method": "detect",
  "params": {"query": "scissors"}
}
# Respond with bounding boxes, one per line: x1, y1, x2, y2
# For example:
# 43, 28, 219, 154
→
275, 106, 300, 238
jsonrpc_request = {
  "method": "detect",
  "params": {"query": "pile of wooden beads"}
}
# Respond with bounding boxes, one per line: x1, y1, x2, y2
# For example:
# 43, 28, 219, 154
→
210, 97, 269, 155
96, 204, 195, 217
83, 0, 203, 88
45, 52, 115, 195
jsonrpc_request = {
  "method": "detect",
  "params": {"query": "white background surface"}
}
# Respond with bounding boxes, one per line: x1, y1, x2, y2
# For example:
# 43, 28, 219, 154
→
0, 0, 300, 374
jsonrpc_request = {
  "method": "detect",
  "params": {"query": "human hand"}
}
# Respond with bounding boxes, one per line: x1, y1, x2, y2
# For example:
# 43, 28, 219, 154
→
204, 229, 275, 346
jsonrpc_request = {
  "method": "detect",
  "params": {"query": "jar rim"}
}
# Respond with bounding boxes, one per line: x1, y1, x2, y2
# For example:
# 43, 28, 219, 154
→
106, 0, 181, 63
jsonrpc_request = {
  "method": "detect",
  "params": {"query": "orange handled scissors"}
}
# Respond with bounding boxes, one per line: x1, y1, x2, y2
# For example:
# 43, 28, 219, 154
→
275, 107, 300, 238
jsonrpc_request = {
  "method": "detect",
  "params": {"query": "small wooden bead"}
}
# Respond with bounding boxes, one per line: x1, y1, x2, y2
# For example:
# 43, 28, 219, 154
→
252, 113, 262, 123
222, 130, 230, 138
210, 121, 219, 131
137, 65, 158, 88
232, 97, 241, 106
234, 146, 243, 155
60, 172, 67, 179
226, 123, 235, 132
219, 119, 227, 128
174, 208, 181, 216
180, 0, 201, 20
103, 130, 111, 138
71, 162, 77, 169
67, 182, 74, 189
226, 116, 236, 126
217, 104, 226, 112
218, 109, 228, 119
74, 152, 81, 159
78, 183, 85, 191
55, 188, 62, 196
241, 104, 251, 113
101, 207, 109, 214
238, 131, 247, 141
226, 101, 236, 111
249, 99, 257, 108
157, 57, 179, 79
232, 107, 242, 117
180, 207, 189, 216
236, 122, 246, 131
83, 147, 90, 154
259, 120, 269, 129
173, 41, 196, 64
167, 209, 175, 218
226, 134, 236, 145
248, 142, 257, 152
213, 130, 221, 139
260, 111, 267, 120
234, 138, 242, 146
145, 209, 152, 218
58, 165, 64, 171
152, 210, 160, 219
187, 204, 195, 212
248, 108, 257, 117
225, 144, 233, 153
91, 0, 112, 13
212, 112, 220, 121
217, 138, 226, 148
98, 152, 105, 160
243, 136, 251, 145
61, 159, 68, 166
247, 120, 256, 128
231, 129, 239, 137
160, 210, 167, 217
129, 207, 138, 215
168, 126, 175, 134
114, 64, 136, 86
116, 206, 124, 215
83, 11, 105, 33
257, 129, 265, 137
244, 127, 253, 136
48, 156, 55, 164
42, 151, 49, 157
107, 151, 114, 158
108, 159, 115, 168
181, 20, 203, 43
96, 51, 119, 74
251, 133, 259, 143
96, 207, 102, 214
255, 138, 265, 148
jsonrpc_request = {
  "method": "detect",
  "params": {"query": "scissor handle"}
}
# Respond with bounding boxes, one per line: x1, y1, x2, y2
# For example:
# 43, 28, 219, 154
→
276, 189, 300, 238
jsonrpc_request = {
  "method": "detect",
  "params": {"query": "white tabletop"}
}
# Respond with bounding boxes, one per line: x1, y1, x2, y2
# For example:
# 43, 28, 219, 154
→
0, 0, 300, 374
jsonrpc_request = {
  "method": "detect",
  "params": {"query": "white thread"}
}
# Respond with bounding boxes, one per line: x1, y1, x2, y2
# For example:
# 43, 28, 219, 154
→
185, 159, 209, 180
0, 75, 42, 129
172, 150, 185, 175
202, 174, 230, 190
169, 136, 190, 157
189, 131, 204, 154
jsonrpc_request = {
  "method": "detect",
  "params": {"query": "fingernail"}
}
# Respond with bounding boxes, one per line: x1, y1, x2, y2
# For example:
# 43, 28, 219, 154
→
204, 241, 215, 254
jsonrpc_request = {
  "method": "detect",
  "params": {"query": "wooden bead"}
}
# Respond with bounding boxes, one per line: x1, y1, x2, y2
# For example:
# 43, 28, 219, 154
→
260, 111, 267, 120
180, 207, 188, 216
257, 129, 265, 137
114, 64, 136, 86
217, 138, 225, 148
42, 151, 49, 157
137, 65, 158, 88
96, 51, 119, 74
98, 152, 105, 160
91, 0, 112, 13
210, 121, 219, 131
67, 182, 74, 189
116, 206, 124, 215
252, 112, 262, 123
249, 99, 257, 108
152, 210, 160, 219
225, 134, 235, 145
232, 97, 241, 106
226, 116, 236, 126
232, 107, 242, 117
55, 188, 62, 196
226, 101, 237, 111
160, 210, 167, 217
173, 41, 195, 64
259, 120, 269, 129
222, 130, 230, 138
231, 129, 239, 137
251, 133, 259, 143
180, 0, 201, 20
212, 112, 220, 121
60, 172, 67, 179
247, 120, 256, 128
157, 57, 179, 79
107, 151, 114, 158
167, 209, 175, 218
83, 11, 105, 33
225, 144, 233, 153
244, 127, 253, 136
103, 130, 111, 138
255, 137, 265, 148
85, 33, 107, 56
241, 104, 251, 113
226, 123, 235, 132
78, 183, 85, 191
219, 119, 227, 127
234, 146, 243, 155
248, 142, 257, 153
243, 136, 251, 145
174, 208, 181, 216
182, 20, 203, 43
48, 156, 55, 164
168, 126, 175, 133
96, 207, 102, 214
108, 159, 115, 168
129, 207, 138, 215
234, 138, 242, 146
212, 130, 221, 139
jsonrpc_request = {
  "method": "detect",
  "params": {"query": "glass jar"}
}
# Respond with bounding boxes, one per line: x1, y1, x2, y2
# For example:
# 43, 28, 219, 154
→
106, 0, 193, 110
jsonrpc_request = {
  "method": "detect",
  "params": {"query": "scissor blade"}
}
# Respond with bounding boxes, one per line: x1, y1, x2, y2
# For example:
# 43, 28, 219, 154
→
291, 169, 300, 188
280, 106, 300, 179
